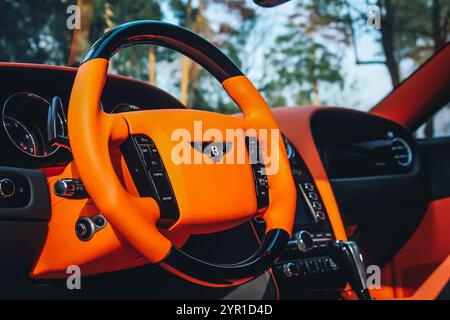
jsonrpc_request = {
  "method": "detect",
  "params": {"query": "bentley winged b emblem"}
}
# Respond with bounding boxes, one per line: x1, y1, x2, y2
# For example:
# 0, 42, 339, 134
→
190, 141, 233, 163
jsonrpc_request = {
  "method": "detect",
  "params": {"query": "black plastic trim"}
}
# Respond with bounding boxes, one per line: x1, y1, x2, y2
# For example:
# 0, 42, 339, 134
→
0, 166, 50, 221
254, 0, 291, 8
417, 137, 450, 200
82, 21, 243, 82
0, 221, 48, 294
311, 108, 429, 268
246, 137, 269, 211
161, 229, 289, 285
311, 108, 419, 179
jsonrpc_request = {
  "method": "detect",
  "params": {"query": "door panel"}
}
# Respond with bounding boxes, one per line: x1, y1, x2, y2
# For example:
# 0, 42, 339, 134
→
381, 138, 450, 298
417, 137, 450, 200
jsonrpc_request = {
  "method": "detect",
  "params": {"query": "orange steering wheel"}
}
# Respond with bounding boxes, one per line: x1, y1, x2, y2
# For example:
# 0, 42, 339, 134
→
68, 21, 296, 286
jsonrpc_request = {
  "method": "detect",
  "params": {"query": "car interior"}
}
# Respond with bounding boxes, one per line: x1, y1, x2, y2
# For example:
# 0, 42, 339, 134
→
0, 0, 449, 301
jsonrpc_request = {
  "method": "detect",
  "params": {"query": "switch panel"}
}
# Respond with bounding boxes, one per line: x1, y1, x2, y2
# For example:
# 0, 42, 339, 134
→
121, 134, 179, 228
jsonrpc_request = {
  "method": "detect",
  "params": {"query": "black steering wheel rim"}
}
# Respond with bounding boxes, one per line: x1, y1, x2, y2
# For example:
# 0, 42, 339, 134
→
82, 20, 243, 82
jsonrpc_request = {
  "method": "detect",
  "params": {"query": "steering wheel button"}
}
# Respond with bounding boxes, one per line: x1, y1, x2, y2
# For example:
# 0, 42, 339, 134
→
151, 171, 165, 178
149, 159, 162, 167
151, 175, 172, 196
134, 135, 152, 145
149, 147, 160, 156
139, 145, 152, 158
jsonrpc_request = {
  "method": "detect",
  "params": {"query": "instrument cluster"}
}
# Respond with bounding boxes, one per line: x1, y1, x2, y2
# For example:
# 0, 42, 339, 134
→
1, 91, 145, 159
2, 92, 65, 158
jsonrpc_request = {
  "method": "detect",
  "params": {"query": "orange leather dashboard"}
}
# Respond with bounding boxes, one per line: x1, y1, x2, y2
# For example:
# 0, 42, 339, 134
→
271, 106, 347, 241
32, 162, 149, 278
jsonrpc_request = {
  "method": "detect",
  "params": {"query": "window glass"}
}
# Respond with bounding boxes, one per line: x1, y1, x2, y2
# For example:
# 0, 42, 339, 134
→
416, 101, 450, 139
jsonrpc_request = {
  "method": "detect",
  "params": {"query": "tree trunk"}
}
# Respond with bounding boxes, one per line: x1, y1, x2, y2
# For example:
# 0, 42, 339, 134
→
312, 82, 321, 106
425, 0, 447, 138
180, 57, 191, 106
187, 0, 204, 96
67, 0, 95, 66
380, 0, 400, 87
180, 0, 193, 106
148, 46, 156, 85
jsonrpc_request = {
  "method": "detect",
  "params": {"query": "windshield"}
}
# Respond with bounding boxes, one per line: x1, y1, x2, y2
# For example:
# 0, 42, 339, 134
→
0, 0, 448, 112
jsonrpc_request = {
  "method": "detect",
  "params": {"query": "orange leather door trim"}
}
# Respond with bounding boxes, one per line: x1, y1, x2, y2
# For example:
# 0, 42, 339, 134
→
389, 197, 450, 298
402, 255, 450, 300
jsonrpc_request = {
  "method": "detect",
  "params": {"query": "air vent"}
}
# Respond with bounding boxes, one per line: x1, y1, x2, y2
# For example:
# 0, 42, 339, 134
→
390, 138, 413, 167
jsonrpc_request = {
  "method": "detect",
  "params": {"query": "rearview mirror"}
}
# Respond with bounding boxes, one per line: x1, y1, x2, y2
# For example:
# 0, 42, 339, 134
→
254, 0, 291, 7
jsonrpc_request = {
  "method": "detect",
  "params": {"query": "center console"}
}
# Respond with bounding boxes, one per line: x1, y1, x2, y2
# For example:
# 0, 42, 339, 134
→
252, 137, 345, 299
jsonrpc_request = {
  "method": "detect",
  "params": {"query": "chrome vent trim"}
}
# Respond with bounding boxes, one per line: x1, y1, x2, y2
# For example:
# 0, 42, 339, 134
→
390, 137, 413, 167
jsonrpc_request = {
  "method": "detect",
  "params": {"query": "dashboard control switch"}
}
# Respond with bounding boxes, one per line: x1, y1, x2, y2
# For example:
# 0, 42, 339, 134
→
75, 215, 107, 241
304, 182, 314, 191
93, 215, 106, 228
282, 262, 299, 278
0, 178, 16, 198
307, 260, 319, 275
312, 201, 322, 210
75, 217, 95, 241
296, 230, 314, 252
308, 191, 319, 200
297, 261, 310, 276
54, 178, 88, 199
316, 211, 326, 220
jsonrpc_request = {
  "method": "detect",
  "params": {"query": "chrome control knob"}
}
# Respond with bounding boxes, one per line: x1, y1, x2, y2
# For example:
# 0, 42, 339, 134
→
282, 262, 298, 278
75, 217, 95, 241
54, 178, 88, 199
0, 178, 16, 198
296, 230, 314, 252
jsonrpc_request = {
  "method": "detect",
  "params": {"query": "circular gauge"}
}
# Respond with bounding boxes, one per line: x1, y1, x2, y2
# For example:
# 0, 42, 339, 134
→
2, 92, 61, 157
3, 116, 38, 156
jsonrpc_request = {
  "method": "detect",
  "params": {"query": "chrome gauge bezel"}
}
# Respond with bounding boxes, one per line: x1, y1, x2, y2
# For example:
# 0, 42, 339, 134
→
2, 92, 62, 158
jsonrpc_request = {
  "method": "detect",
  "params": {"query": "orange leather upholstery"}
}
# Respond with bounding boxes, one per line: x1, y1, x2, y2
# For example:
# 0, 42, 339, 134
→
402, 255, 450, 300
271, 106, 347, 241
380, 197, 450, 298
